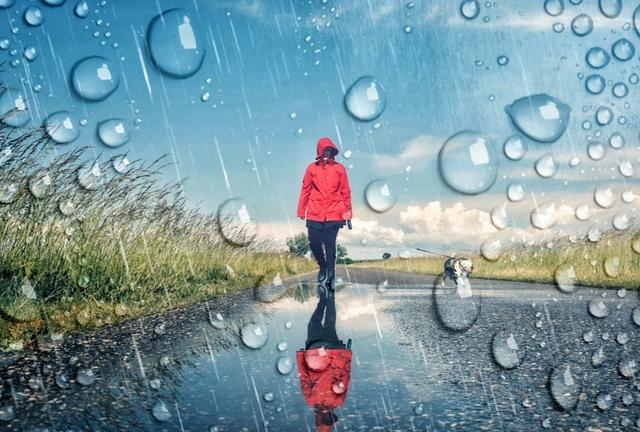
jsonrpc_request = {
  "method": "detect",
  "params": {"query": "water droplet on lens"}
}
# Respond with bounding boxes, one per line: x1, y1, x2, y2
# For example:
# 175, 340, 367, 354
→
0, 405, 15, 422
531, 202, 557, 230
74, 1, 89, 18
609, 132, 625, 149
364, 179, 396, 212
632, 306, 640, 326
507, 182, 525, 202
618, 160, 634, 178
112, 155, 131, 174
585, 74, 605, 94
612, 82, 628, 98
544, 0, 564, 16
0, 0, 15, 8
612, 38, 635, 61
589, 298, 609, 318
344, 76, 386, 121
599, 0, 622, 18
216, 198, 259, 246
413, 404, 424, 415
45, 111, 80, 144
497, 55, 508, 66
276, 356, 293, 375
376, 279, 389, 293
460, 0, 480, 20
535, 154, 557, 177
618, 358, 637, 378
71, 56, 119, 101
42, 0, 66, 5
506, 94, 571, 143
29, 171, 51, 199
594, 187, 614, 208
592, 346, 606, 366
432, 275, 480, 332
76, 368, 95, 386
575, 204, 590, 221
0, 88, 30, 127
503, 135, 525, 160
492, 329, 524, 369
263, 392, 274, 402
23, 46, 37, 62
438, 131, 498, 194
595, 106, 613, 125
596, 393, 612, 410
571, 13, 593, 36
552, 22, 564, 33
147, 9, 206, 78
241, 322, 268, 349
78, 162, 104, 190
555, 264, 577, 293
603, 256, 620, 277
24, 6, 44, 26
97, 118, 130, 147
55, 373, 70, 389
490, 203, 510, 229
152, 401, 172, 421
549, 363, 581, 410
586, 47, 610, 69
587, 142, 605, 160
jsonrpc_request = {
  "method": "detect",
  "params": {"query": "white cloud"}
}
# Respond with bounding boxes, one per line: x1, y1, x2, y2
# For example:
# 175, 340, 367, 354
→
371, 134, 441, 174
340, 217, 405, 246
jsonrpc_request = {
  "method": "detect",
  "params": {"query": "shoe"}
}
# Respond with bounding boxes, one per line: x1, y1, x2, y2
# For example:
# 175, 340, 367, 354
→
326, 269, 335, 291
317, 266, 327, 284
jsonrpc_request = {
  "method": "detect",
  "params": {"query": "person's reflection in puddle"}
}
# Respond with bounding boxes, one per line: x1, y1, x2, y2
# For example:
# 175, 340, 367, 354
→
296, 285, 352, 432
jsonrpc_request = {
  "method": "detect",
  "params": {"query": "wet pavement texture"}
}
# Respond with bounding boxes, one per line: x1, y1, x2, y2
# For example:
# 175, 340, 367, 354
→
0, 267, 639, 431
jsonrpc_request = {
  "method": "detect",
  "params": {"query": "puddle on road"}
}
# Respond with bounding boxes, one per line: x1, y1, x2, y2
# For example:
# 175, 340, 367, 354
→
0, 282, 639, 431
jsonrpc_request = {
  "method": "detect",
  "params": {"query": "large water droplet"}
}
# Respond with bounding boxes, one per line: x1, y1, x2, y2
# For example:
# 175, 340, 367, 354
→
23, 46, 37, 62
594, 187, 614, 208
635, 5, 640, 38
506, 94, 571, 143
364, 179, 396, 212
438, 131, 498, 195
459, 0, 480, 20
618, 160, 634, 178
24, 6, 44, 26
28, 171, 51, 199
216, 198, 259, 247
585, 47, 610, 69
344, 76, 386, 121
76, 368, 95, 386
97, 118, 130, 147
74, 0, 89, 18
589, 298, 609, 317
595, 393, 612, 411
0, 182, 19, 204
503, 135, 526, 160
432, 275, 480, 332
595, 106, 613, 125
585, 74, 606, 94
492, 329, 524, 369
612, 82, 628, 98
587, 142, 605, 160
612, 38, 635, 61
152, 401, 172, 421
550, 364, 581, 410
632, 306, 640, 326
241, 322, 268, 349
535, 154, 557, 178
71, 56, 120, 101
609, 132, 625, 149
0, 0, 15, 8
42, 0, 66, 5
147, 9, 205, 78
276, 356, 293, 375
544, 0, 564, 16
507, 182, 525, 202
592, 346, 606, 366
571, 13, 593, 36
113, 155, 131, 174
0, 405, 15, 422
0, 88, 30, 127
555, 264, 577, 293
599, 0, 622, 18
45, 111, 80, 144
531, 202, 557, 230
575, 204, 590, 221
603, 256, 620, 277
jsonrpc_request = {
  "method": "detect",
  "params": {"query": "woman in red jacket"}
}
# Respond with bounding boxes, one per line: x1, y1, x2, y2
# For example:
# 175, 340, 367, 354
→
297, 137, 353, 290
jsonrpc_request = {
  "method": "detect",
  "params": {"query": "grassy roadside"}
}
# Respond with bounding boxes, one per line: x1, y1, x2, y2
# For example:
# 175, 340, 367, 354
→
0, 120, 316, 349
353, 230, 640, 290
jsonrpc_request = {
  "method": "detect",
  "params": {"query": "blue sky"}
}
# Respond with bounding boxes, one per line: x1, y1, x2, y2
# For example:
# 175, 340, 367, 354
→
1, 0, 639, 259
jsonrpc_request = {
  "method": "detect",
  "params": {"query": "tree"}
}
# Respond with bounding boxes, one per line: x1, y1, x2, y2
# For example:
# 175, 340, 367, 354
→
286, 232, 309, 257
382, 252, 391, 260
336, 244, 348, 259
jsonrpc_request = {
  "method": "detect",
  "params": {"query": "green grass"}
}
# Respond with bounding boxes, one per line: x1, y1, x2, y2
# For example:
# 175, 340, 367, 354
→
354, 230, 640, 289
0, 119, 316, 349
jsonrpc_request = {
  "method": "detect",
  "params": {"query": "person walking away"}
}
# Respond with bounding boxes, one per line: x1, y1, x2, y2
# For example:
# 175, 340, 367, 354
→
297, 137, 353, 291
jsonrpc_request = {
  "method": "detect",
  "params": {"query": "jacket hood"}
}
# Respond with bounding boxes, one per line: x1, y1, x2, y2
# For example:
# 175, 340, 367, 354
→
316, 137, 339, 160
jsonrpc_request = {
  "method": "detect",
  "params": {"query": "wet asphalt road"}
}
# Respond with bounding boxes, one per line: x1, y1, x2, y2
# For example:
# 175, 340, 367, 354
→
0, 266, 638, 431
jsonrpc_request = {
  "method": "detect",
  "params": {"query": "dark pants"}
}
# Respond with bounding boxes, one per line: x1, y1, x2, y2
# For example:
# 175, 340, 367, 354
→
305, 292, 344, 349
307, 224, 340, 275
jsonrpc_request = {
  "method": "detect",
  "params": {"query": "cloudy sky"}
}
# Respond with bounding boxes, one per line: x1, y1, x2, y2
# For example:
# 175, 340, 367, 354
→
0, 0, 638, 259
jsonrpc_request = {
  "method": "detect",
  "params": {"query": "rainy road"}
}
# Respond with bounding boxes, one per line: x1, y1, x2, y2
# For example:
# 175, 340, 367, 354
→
0, 266, 639, 431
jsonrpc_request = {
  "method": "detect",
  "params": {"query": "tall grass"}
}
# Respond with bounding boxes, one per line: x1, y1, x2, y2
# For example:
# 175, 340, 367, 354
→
354, 230, 640, 289
0, 114, 315, 347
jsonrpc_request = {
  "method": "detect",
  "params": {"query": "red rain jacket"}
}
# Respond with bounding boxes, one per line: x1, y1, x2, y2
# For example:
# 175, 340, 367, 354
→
297, 137, 353, 222
296, 347, 353, 410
